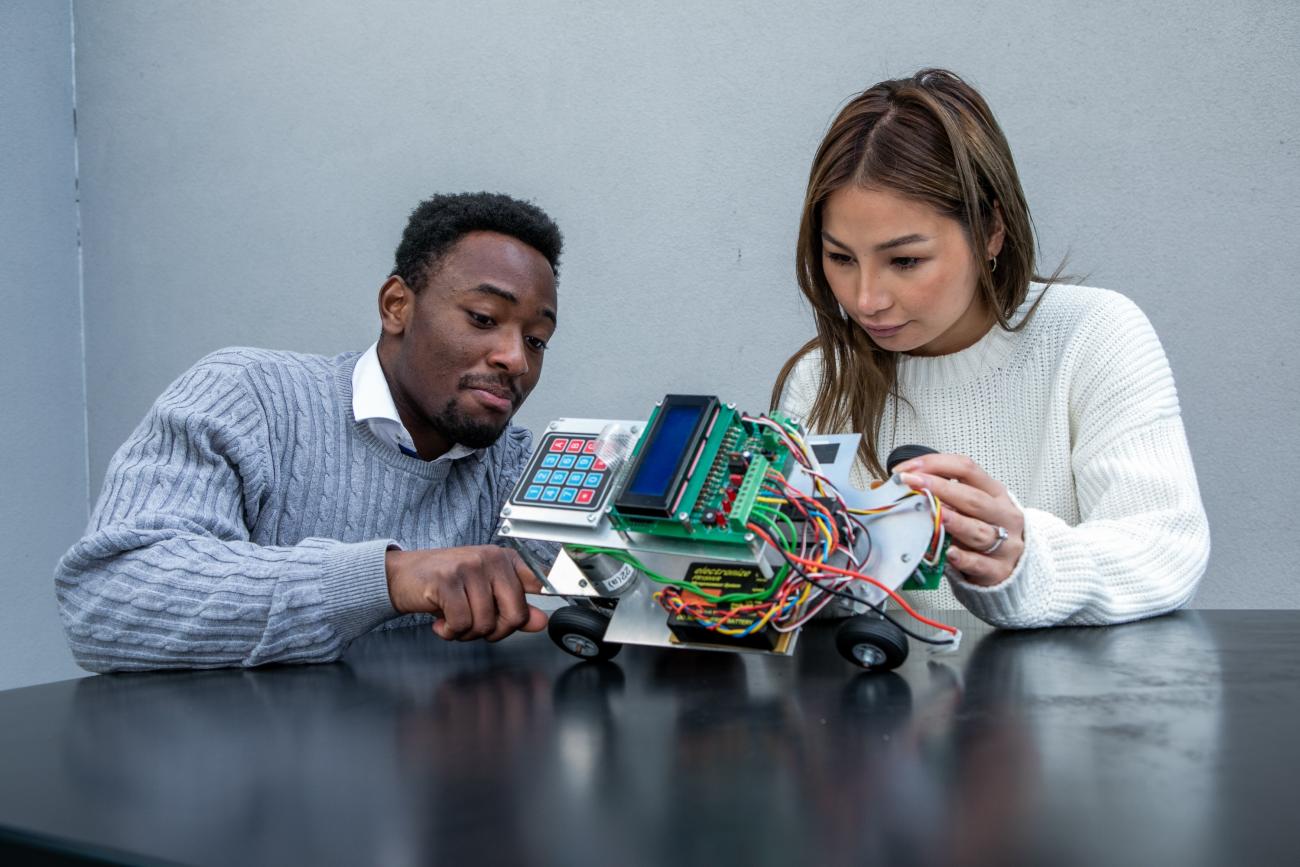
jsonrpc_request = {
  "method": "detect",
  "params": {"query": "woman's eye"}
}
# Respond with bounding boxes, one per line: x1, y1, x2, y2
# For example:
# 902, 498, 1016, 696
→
825, 251, 853, 265
892, 256, 921, 270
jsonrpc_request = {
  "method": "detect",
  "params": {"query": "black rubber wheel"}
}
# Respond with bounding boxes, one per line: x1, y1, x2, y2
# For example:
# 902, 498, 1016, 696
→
886, 444, 937, 475
835, 614, 909, 671
548, 605, 621, 662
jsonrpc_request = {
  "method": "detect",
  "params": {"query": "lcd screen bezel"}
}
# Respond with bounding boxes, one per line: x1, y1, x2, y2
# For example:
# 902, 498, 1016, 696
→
614, 394, 719, 518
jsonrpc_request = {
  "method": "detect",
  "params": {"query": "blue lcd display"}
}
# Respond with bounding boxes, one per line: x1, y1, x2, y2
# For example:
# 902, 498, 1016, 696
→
626, 404, 704, 498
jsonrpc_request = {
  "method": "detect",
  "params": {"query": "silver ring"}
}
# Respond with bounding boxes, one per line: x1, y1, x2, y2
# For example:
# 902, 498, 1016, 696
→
981, 525, 1008, 555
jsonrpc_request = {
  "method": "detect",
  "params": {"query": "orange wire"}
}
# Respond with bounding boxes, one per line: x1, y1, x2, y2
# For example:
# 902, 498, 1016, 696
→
747, 524, 958, 635
768, 471, 841, 550
656, 565, 806, 630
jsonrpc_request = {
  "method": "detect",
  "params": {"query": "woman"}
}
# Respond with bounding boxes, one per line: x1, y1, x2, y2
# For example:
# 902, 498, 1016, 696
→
772, 69, 1209, 628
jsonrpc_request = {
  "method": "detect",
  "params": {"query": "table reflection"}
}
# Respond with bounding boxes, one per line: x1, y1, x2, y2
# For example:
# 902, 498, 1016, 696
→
55, 612, 1224, 866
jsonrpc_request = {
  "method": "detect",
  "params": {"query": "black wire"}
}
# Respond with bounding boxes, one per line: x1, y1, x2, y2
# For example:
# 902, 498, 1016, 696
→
782, 482, 873, 566
769, 540, 955, 646
751, 434, 948, 646
842, 510, 874, 564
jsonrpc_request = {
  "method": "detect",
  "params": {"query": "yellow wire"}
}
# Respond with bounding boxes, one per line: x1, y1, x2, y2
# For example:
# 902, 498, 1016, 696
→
709, 581, 812, 635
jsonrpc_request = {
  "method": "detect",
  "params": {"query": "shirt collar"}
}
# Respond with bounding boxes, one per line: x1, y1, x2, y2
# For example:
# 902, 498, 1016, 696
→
352, 343, 478, 463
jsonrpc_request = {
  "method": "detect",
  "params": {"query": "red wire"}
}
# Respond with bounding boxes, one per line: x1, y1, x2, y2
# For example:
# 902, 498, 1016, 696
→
657, 567, 805, 630
746, 524, 958, 636
768, 474, 841, 550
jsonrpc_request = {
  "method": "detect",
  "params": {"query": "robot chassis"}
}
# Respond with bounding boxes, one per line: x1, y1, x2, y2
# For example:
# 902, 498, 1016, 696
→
498, 394, 960, 672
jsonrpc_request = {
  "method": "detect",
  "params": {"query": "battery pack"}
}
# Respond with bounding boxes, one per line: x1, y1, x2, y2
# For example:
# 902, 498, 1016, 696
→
666, 562, 781, 650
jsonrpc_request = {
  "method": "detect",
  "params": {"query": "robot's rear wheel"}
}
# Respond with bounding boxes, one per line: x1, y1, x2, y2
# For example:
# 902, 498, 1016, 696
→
835, 613, 909, 671
549, 605, 621, 662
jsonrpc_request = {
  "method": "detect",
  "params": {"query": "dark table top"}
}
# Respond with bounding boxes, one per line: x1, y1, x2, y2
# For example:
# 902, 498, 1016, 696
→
1, 610, 1297, 867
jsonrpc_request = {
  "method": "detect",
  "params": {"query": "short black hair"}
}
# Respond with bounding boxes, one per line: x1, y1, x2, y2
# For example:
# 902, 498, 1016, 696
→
391, 192, 563, 292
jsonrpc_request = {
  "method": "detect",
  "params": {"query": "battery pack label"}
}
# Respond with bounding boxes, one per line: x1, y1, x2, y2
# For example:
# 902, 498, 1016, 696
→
681, 562, 770, 599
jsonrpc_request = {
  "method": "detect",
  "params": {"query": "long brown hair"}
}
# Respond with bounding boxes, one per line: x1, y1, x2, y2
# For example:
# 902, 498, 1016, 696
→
771, 68, 1061, 478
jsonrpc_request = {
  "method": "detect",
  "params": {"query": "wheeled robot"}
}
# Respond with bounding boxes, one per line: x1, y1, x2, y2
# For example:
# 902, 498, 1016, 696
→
499, 395, 961, 672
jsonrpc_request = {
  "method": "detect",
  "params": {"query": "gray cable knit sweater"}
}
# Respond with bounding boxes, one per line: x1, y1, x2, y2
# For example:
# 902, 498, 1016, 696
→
55, 347, 547, 672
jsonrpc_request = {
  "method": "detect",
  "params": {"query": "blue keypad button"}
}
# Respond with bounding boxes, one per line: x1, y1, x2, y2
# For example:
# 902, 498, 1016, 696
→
567, 472, 586, 487
533, 469, 552, 484
542, 486, 561, 502
583, 473, 603, 487
558, 487, 578, 504
524, 485, 543, 501
550, 470, 569, 485
576, 456, 594, 470
558, 455, 576, 469
541, 454, 559, 468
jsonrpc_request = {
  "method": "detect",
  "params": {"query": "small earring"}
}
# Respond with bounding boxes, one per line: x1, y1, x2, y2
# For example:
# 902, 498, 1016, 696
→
989, 257, 998, 272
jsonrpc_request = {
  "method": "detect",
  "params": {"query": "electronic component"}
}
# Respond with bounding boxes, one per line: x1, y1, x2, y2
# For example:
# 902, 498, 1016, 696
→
510, 432, 613, 511
614, 394, 719, 519
727, 452, 770, 531
900, 544, 948, 590
497, 399, 958, 670
664, 562, 782, 650
608, 395, 798, 544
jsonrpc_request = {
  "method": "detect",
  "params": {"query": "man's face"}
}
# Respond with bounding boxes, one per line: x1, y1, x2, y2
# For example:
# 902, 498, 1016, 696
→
380, 231, 557, 455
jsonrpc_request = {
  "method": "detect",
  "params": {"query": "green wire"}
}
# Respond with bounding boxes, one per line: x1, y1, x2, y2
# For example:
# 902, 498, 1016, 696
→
749, 511, 790, 549
568, 545, 790, 605
751, 503, 798, 550
749, 509, 793, 551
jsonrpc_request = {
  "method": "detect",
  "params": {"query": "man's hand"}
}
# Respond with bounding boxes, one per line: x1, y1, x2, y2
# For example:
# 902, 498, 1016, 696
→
385, 546, 549, 641
894, 453, 1026, 587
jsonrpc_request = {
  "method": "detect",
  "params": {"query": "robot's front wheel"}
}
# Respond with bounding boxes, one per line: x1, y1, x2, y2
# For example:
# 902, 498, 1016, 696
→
548, 605, 621, 662
836, 614, 909, 671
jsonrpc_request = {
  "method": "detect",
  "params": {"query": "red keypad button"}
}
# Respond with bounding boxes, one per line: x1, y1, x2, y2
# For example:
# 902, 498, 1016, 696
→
575, 489, 594, 505
592, 458, 607, 471
584, 440, 598, 454
567, 440, 584, 453
550, 438, 568, 452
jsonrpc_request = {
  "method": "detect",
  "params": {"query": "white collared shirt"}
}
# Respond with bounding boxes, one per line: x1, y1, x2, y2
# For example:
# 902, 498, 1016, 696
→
351, 343, 477, 463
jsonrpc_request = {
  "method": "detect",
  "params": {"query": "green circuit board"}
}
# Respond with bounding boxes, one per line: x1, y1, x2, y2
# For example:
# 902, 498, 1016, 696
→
900, 538, 950, 590
609, 398, 798, 545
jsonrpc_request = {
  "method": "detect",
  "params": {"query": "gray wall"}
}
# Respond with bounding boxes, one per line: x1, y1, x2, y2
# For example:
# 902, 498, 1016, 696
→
3, 0, 1297, 688
0, 1, 90, 690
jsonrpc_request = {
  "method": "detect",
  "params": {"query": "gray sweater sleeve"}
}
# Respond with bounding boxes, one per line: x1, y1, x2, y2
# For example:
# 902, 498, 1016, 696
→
54, 359, 397, 672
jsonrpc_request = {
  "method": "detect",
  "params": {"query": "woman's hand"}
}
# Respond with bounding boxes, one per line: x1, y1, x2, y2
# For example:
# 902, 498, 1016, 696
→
893, 453, 1025, 587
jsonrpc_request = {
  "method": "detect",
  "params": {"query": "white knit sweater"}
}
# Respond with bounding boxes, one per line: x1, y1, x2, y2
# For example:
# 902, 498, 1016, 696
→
778, 284, 1210, 628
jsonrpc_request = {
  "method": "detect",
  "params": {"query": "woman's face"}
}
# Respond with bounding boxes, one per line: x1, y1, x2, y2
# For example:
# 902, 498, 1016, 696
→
819, 185, 1002, 356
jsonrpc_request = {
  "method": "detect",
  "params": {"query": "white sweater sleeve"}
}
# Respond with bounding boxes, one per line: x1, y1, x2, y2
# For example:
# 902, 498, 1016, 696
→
950, 296, 1211, 627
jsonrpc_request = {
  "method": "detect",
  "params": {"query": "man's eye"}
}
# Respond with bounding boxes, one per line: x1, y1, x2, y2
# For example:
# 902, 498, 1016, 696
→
526, 336, 549, 352
467, 311, 494, 326
892, 257, 922, 270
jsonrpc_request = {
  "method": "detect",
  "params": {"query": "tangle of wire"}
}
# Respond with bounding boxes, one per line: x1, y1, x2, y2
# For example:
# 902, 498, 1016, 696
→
613, 413, 961, 644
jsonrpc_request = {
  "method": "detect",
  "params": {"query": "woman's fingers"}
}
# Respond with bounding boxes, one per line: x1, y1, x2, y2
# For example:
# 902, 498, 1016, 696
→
899, 471, 997, 521
893, 452, 1026, 588
940, 507, 1006, 553
895, 453, 1005, 498
945, 547, 1006, 586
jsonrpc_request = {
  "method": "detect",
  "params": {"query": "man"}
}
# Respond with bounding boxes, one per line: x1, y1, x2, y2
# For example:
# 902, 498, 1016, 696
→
55, 192, 563, 671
